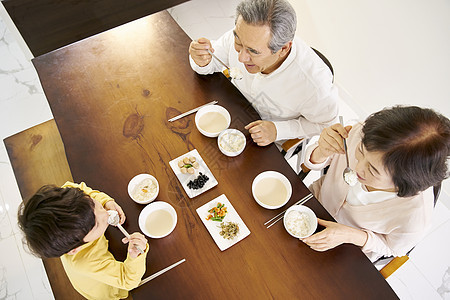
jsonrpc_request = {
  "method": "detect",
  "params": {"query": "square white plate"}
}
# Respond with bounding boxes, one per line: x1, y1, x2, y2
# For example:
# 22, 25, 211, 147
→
169, 149, 218, 198
196, 194, 251, 251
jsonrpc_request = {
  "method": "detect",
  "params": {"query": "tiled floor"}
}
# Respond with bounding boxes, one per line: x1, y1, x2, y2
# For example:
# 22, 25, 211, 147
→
0, 0, 449, 299
0, 7, 54, 300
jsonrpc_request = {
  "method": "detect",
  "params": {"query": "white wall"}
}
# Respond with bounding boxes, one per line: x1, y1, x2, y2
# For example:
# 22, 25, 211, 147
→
290, 0, 450, 119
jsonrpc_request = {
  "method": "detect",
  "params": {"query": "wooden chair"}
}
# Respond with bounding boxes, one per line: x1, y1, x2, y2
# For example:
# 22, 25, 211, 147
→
312, 47, 334, 80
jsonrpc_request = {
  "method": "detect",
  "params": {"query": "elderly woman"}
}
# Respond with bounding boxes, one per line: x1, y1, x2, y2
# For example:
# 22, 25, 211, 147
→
302, 106, 450, 261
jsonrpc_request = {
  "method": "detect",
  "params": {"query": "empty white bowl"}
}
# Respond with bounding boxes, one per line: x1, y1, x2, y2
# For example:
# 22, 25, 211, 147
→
139, 201, 177, 238
128, 174, 159, 204
251, 171, 292, 209
217, 129, 246, 157
283, 205, 317, 238
195, 105, 231, 137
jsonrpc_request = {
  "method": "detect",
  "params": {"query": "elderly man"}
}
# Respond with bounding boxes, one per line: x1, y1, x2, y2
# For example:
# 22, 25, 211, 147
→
189, 0, 339, 148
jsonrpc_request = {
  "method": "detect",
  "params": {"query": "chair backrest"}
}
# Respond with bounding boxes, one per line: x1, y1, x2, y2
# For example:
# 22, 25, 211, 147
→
311, 48, 334, 80
433, 182, 442, 206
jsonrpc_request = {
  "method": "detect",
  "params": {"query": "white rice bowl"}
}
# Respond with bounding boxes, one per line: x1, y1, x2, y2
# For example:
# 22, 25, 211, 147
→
283, 205, 317, 238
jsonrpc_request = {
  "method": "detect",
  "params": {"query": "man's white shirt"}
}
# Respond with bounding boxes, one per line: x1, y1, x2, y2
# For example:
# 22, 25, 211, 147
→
190, 29, 339, 143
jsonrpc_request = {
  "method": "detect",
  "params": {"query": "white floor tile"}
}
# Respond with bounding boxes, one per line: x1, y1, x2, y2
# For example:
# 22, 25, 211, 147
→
440, 183, 450, 211
16, 236, 54, 300
0, 91, 52, 140
428, 194, 450, 233
0, 187, 14, 241
0, 18, 52, 140
0, 235, 34, 299
0, 146, 24, 235
169, 0, 238, 40
0, 14, 55, 300
205, 16, 235, 39
409, 219, 450, 293
386, 260, 441, 300
216, 0, 241, 17
181, 23, 217, 41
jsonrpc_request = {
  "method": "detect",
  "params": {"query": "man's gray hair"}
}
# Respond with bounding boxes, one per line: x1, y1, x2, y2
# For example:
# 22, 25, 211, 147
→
236, 0, 297, 53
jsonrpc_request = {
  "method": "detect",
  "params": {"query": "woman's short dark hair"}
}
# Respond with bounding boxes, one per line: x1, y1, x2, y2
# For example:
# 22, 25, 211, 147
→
18, 185, 96, 258
362, 106, 450, 197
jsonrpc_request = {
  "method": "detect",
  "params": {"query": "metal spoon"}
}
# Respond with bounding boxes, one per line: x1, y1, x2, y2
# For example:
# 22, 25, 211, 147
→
207, 49, 229, 70
107, 210, 144, 254
206, 49, 243, 80
339, 116, 357, 186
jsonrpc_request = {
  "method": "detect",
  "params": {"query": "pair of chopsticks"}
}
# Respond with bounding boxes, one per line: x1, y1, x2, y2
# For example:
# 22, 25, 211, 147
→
168, 100, 218, 122
264, 193, 314, 229
138, 258, 186, 287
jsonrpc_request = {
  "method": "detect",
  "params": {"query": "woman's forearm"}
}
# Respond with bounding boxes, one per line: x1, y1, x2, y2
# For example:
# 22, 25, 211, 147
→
349, 227, 368, 247
310, 147, 329, 164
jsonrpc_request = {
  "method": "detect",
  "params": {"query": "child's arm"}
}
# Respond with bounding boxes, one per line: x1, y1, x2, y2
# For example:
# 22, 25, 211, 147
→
68, 235, 149, 291
62, 181, 126, 223
62, 181, 113, 206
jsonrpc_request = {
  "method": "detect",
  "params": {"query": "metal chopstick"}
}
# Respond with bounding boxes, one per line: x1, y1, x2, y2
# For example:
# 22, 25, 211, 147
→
138, 258, 186, 287
264, 193, 313, 225
265, 193, 313, 229
168, 100, 218, 122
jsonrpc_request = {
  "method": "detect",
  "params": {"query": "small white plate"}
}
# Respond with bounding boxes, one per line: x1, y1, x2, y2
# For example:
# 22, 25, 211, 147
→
196, 194, 250, 251
169, 149, 218, 198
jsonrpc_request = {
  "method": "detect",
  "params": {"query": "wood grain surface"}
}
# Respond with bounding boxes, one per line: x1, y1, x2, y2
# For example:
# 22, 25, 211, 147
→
31, 11, 397, 299
4, 120, 73, 199
2, 0, 189, 57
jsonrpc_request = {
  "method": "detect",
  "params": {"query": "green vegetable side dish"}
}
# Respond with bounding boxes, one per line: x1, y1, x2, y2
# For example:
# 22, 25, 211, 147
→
218, 222, 240, 240
206, 202, 227, 222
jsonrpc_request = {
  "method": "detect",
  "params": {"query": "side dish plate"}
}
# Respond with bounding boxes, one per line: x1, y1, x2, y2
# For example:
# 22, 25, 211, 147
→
169, 149, 218, 198
196, 194, 250, 251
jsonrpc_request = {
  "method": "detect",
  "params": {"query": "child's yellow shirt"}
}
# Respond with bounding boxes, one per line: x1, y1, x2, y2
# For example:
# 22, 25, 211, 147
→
60, 182, 148, 299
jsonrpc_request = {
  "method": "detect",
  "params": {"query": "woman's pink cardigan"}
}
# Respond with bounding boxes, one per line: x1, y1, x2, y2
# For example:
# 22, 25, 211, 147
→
304, 123, 434, 260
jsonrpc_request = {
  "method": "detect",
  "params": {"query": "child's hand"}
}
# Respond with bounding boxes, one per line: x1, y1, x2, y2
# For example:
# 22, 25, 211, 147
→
104, 201, 126, 224
122, 233, 148, 258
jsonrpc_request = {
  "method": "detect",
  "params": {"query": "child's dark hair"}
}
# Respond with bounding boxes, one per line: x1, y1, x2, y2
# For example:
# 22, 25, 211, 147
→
362, 106, 450, 197
18, 185, 96, 258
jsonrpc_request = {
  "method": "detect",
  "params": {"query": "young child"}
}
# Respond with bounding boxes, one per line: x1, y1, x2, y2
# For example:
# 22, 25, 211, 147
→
18, 181, 149, 299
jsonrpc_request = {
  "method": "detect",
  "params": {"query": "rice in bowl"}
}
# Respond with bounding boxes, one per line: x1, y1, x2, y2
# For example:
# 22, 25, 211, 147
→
283, 205, 317, 238
285, 211, 311, 237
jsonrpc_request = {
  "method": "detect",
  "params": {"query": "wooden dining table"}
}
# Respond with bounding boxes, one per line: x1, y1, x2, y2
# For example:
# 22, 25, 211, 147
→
31, 10, 398, 299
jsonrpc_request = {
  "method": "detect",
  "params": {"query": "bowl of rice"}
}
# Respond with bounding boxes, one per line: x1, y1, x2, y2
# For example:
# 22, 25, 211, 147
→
128, 174, 159, 204
283, 205, 317, 238
217, 129, 246, 157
